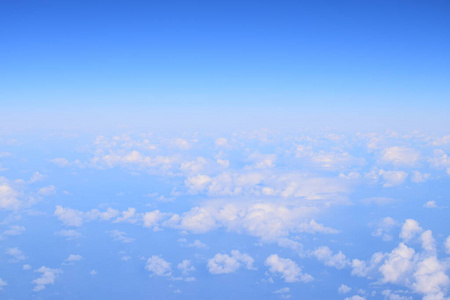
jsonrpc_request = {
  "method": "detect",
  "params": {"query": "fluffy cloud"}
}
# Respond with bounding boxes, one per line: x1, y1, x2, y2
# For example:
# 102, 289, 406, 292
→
313, 246, 349, 269
32, 266, 62, 292
66, 254, 82, 262
207, 250, 255, 274
177, 260, 195, 275
265, 254, 313, 283
6, 247, 26, 261
0, 278, 7, 290
380, 146, 420, 167
400, 219, 423, 241
338, 284, 352, 294
0, 183, 21, 210
378, 170, 408, 187
55, 229, 82, 240
145, 256, 172, 277
371, 217, 398, 241
0, 225, 26, 239
108, 230, 134, 243
445, 236, 450, 255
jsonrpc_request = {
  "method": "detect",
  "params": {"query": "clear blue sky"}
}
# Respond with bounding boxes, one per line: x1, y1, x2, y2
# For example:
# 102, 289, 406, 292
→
1, 0, 449, 129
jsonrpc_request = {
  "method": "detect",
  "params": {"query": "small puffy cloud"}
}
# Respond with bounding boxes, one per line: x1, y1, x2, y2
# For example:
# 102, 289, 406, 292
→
380, 146, 420, 167
37, 185, 56, 196
0, 278, 7, 290
175, 207, 216, 234
54, 206, 84, 227
378, 170, 408, 187
108, 230, 134, 243
6, 247, 26, 261
1, 225, 26, 239
114, 207, 137, 223
145, 255, 172, 277
0, 183, 21, 210
423, 201, 438, 208
274, 287, 290, 294
32, 266, 62, 292
399, 219, 423, 242
215, 138, 228, 147
23, 264, 31, 270
29, 172, 45, 183
313, 246, 349, 269
51, 158, 70, 167
90, 270, 97, 276
142, 210, 164, 229
55, 229, 82, 240
265, 254, 313, 283
207, 250, 255, 274
411, 171, 430, 183
338, 284, 352, 294
177, 260, 195, 275
66, 254, 82, 262
371, 217, 398, 241
362, 197, 397, 205
185, 175, 212, 193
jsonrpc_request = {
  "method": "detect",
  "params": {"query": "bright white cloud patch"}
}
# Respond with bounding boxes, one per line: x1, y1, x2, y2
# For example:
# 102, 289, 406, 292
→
207, 250, 255, 274
145, 256, 172, 277
32, 266, 62, 292
338, 284, 351, 294
380, 146, 420, 167
265, 254, 313, 283
400, 219, 423, 241
6, 247, 25, 261
313, 246, 349, 269
66, 254, 82, 262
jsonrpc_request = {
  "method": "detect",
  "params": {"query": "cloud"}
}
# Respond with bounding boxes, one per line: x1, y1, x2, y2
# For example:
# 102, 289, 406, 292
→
338, 284, 352, 294
54, 206, 121, 227
66, 254, 82, 262
0, 225, 26, 239
207, 250, 255, 274
6, 247, 25, 261
32, 266, 62, 292
108, 230, 134, 243
371, 217, 398, 241
37, 185, 56, 196
445, 236, 450, 255
378, 170, 408, 187
55, 229, 82, 240
0, 278, 7, 290
0, 183, 21, 210
177, 260, 195, 275
423, 201, 438, 208
381, 290, 412, 300
145, 256, 172, 277
313, 246, 350, 269
23, 264, 31, 270
380, 146, 420, 167
345, 295, 366, 300
265, 254, 313, 283
400, 219, 423, 241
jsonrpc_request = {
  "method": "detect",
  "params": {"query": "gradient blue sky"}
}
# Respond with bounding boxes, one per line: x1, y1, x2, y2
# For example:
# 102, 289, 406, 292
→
1, 0, 449, 130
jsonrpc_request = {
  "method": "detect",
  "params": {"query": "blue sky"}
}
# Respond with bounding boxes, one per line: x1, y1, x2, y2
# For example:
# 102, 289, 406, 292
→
1, 1, 450, 299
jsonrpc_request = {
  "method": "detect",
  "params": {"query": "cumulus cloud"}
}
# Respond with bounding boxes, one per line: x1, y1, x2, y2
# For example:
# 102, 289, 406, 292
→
445, 236, 450, 255
338, 284, 352, 294
400, 219, 423, 241
380, 146, 420, 167
378, 170, 408, 187
371, 217, 398, 241
0, 183, 21, 210
145, 256, 172, 277
345, 295, 366, 300
313, 246, 349, 269
32, 266, 62, 292
6, 247, 26, 261
108, 230, 134, 243
0, 278, 7, 290
0, 225, 26, 239
55, 229, 82, 240
177, 260, 195, 275
66, 254, 82, 262
207, 250, 255, 274
423, 201, 438, 208
265, 254, 313, 283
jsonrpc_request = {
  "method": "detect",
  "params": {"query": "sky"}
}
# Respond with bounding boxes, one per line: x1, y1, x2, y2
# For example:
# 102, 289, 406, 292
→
1, 0, 450, 299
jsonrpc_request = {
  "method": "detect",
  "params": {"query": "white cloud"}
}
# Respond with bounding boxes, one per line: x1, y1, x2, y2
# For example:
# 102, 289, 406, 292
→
445, 236, 450, 255
55, 229, 82, 240
265, 254, 313, 283
108, 230, 134, 243
215, 138, 228, 147
380, 146, 420, 167
379, 243, 415, 284
1, 225, 26, 239
66, 254, 82, 262
371, 217, 398, 241
54, 206, 84, 227
6, 247, 25, 261
32, 266, 62, 292
423, 201, 438, 208
345, 295, 366, 300
207, 250, 255, 274
400, 219, 423, 241
378, 170, 408, 187
114, 207, 137, 223
381, 290, 412, 300
145, 256, 172, 277
0, 278, 7, 289
0, 183, 21, 210
177, 260, 195, 275
23, 264, 31, 270
411, 171, 430, 183
37, 185, 56, 196
313, 246, 349, 269
420, 230, 436, 252
142, 210, 164, 230
338, 284, 352, 294
51, 158, 70, 167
